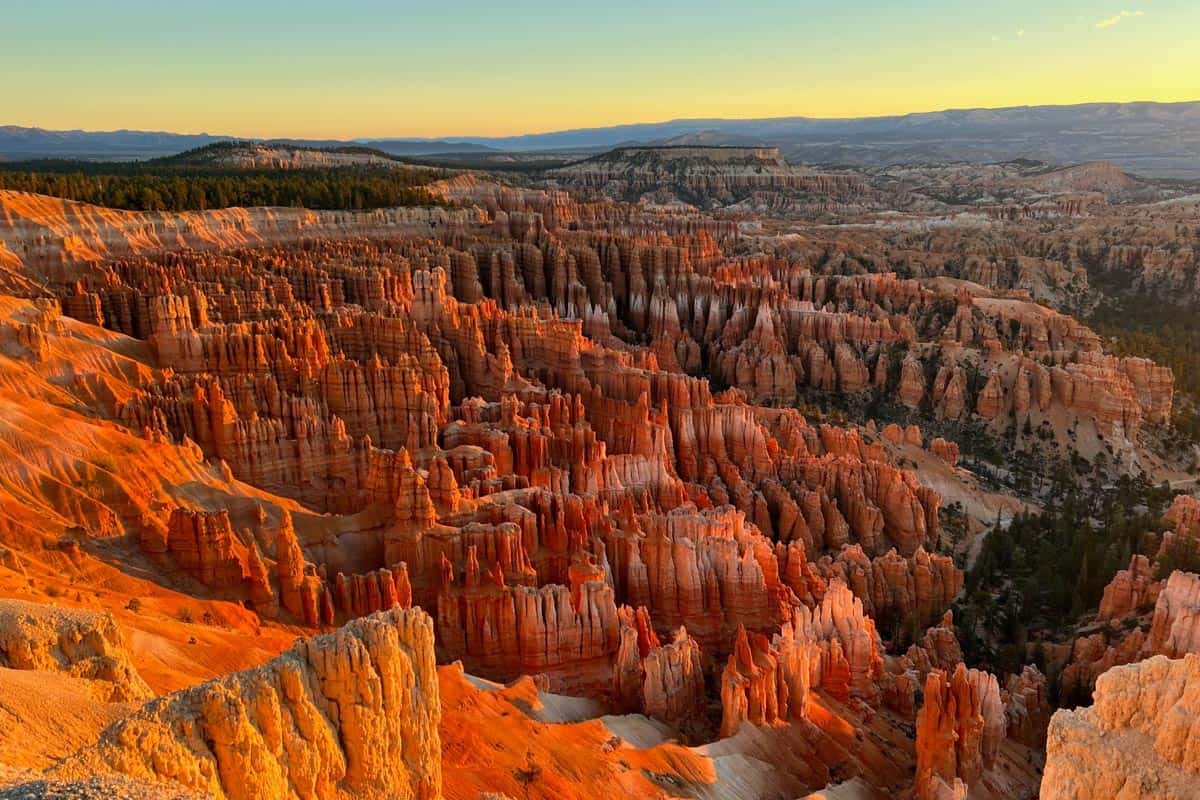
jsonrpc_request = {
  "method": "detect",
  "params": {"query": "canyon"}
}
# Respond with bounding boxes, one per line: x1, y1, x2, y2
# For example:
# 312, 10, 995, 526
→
0, 142, 1197, 800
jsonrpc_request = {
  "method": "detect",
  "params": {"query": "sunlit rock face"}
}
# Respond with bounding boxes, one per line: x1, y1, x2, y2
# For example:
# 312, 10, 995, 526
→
1060, 570, 1200, 701
0, 599, 153, 703
50, 608, 442, 800
1042, 654, 1200, 800
914, 664, 1004, 800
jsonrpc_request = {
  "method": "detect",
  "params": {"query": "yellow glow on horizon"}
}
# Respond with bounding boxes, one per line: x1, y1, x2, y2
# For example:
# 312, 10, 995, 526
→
3, 1, 1198, 141
9, 83, 1200, 142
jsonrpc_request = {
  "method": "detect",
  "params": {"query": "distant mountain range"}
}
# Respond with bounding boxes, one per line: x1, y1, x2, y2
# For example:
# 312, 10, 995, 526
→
0, 127, 497, 162
3, 101, 1199, 177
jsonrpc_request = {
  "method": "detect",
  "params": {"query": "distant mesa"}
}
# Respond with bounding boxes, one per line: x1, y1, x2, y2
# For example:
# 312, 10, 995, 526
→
1013, 160, 1142, 195
550, 143, 865, 208
584, 144, 788, 164
152, 141, 427, 171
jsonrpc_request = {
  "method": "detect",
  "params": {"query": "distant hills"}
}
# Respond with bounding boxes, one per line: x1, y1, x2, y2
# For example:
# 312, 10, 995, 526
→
3, 101, 1199, 177
462, 102, 1200, 178
0, 127, 496, 162
0, 126, 219, 161
151, 141, 420, 170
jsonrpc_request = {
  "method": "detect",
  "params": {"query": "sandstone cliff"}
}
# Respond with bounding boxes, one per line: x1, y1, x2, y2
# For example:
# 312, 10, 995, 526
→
1042, 654, 1200, 799
51, 607, 441, 800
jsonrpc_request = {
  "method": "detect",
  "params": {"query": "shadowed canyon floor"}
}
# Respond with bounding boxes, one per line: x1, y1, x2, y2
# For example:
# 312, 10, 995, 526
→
0, 147, 1198, 799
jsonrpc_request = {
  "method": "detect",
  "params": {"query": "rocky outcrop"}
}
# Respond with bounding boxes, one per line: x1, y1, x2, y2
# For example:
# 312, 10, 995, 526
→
1003, 665, 1051, 749
1061, 569, 1200, 702
52, 608, 441, 800
1058, 627, 1147, 704
806, 544, 962, 637
1097, 554, 1158, 621
0, 189, 479, 284
1042, 654, 1200, 799
0, 599, 151, 703
332, 563, 413, 620
914, 664, 1004, 800
436, 548, 620, 688
608, 504, 792, 650
550, 147, 866, 209
898, 355, 926, 408
1146, 570, 1200, 657
0, 154, 1191, 800
1164, 494, 1200, 536
718, 578, 887, 737
718, 612, 840, 740
275, 511, 326, 627
612, 606, 706, 738
929, 438, 960, 467
719, 624, 806, 737
883, 611, 965, 718
137, 510, 275, 613
799, 578, 883, 702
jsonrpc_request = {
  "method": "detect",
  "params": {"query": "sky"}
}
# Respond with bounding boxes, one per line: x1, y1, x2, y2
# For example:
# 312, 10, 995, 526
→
2, 0, 1197, 139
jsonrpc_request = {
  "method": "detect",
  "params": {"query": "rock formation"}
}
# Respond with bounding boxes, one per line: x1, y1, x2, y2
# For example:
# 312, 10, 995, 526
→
792, 543, 962, 636
929, 438, 960, 467
436, 548, 620, 689
1097, 554, 1158, 621
1061, 569, 1200, 703
51, 608, 441, 800
550, 146, 866, 209
612, 606, 706, 738
1164, 494, 1200, 536
1042, 654, 1200, 799
0, 600, 152, 703
914, 664, 1004, 800
1146, 570, 1200, 657
1003, 665, 1051, 749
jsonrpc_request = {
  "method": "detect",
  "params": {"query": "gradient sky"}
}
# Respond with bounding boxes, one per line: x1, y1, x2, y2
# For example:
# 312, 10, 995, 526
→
3, 1, 1197, 139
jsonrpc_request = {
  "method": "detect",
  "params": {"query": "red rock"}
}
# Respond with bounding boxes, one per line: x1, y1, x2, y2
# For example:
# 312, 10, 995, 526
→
914, 664, 1004, 799
898, 354, 926, 408
807, 545, 962, 637
932, 366, 968, 420
613, 606, 706, 738
720, 626, 791, 737
1097, 554, 1158, 621
929, 438, 960, 466
975, 371, 1005, 419
1146, 570, 1200, 657
0, 170, 1189, 800
1002, 664, 1051, 748
436, 547, 620, 690
881, 423, 905, 444
1165, 495, 1200, 537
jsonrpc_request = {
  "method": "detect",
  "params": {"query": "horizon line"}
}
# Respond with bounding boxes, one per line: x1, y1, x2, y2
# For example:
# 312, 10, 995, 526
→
4, 98, 1199, 144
